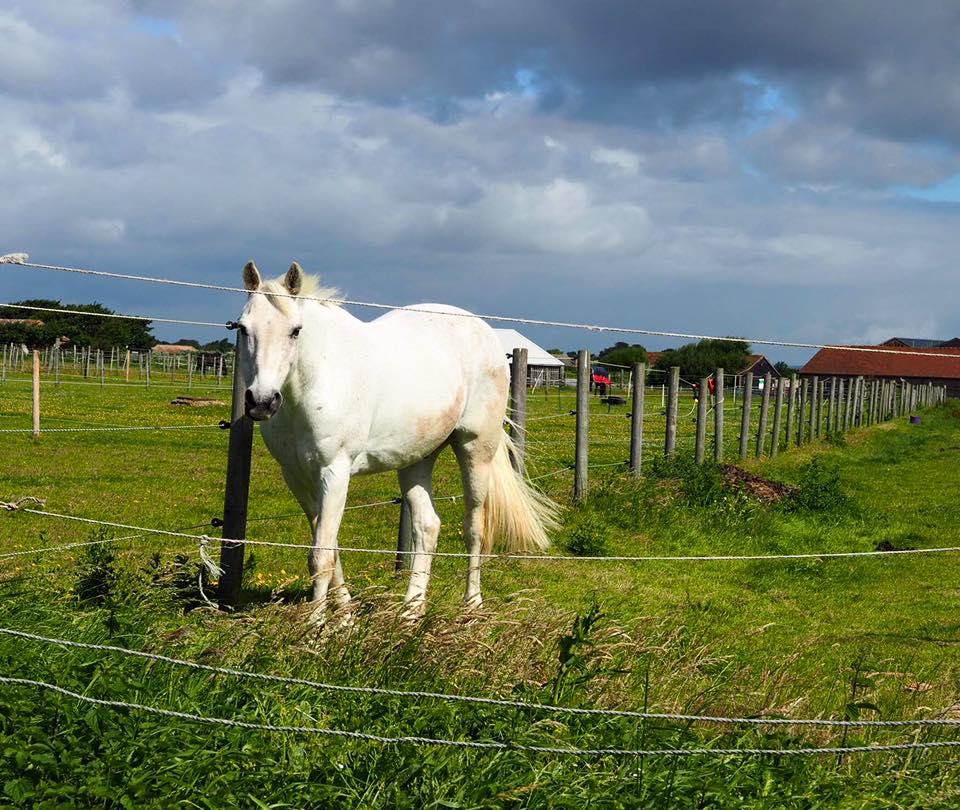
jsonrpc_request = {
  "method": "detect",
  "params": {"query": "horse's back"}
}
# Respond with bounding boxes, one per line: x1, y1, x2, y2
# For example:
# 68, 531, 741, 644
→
363, 303, 508, 461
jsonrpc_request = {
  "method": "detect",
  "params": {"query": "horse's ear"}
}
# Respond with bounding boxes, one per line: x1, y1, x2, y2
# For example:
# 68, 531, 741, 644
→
243, 261, 261, 291
284, 262, 304, 296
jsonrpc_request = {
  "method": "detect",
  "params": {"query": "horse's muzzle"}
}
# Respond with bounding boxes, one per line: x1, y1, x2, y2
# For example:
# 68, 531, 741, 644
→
244, 389, 283, 421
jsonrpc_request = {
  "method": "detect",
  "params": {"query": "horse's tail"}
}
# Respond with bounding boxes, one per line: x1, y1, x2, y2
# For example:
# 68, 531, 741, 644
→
483, 431, 562, 554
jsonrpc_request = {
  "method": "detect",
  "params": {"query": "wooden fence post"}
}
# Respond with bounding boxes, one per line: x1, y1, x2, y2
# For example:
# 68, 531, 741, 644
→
827, 377, 837, 433
756, 372, 771, 457
771, 377, 784, 456
146, 351, 152, 388
738, 372, 753, 461
797, 378, 807, 445
509, 347, 528, 472
714, 368, 724, 462
785, 374, 797, 446
218, 332, 254, 610
574, 349, 590, 502
844, 378, 854, 429
695, 376, 710, 464
629, 362, 645, 477
665, 366, 680, 457
1, 343, 6, 385
32, 350, 40, 438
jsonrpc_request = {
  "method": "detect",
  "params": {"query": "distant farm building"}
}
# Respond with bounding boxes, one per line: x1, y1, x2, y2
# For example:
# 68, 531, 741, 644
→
735, 355, 781, 392
152, 344, 198, 355
493, 329, 565, 387
801, 344, 960, 398
880, 336, 947, 349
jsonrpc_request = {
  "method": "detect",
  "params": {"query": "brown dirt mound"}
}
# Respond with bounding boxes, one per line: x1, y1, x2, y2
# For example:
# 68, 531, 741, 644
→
720, 464, 798, 503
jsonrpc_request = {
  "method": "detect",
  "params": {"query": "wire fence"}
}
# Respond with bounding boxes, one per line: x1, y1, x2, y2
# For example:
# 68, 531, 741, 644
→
8, 254, 960, 358
2, 251, 959, 760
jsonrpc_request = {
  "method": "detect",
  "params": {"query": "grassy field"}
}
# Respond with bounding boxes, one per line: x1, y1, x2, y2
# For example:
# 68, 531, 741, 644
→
1, 369, 959, 808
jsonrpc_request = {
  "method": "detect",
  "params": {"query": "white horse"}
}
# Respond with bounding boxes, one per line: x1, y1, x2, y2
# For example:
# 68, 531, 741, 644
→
237, 261, 559, 622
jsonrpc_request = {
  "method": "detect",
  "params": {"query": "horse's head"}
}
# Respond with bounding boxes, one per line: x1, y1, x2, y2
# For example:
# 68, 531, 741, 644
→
237, 260, 305, 421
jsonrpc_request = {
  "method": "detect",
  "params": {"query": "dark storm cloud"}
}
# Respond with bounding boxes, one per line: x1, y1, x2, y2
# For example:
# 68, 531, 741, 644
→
165, 0, 960, 142
2, 0, 960, 354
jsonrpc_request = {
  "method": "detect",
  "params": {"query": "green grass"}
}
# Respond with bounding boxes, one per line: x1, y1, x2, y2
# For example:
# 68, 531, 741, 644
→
0, 371, 959, 807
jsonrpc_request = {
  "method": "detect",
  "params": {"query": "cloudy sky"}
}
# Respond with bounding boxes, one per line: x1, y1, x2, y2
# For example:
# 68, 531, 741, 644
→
2, 1, 959, 364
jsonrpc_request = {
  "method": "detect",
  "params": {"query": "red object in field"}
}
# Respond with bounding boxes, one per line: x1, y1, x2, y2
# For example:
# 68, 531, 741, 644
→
591, 366, 612, 386
707, 377, 716, 395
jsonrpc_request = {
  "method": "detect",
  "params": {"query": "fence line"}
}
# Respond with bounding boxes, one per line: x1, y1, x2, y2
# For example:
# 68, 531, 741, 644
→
0, 423, 223, 435
8, 254, 960, 358
3, 675, 960, 757
8, 503, 960, 564
4, 626, 960, 729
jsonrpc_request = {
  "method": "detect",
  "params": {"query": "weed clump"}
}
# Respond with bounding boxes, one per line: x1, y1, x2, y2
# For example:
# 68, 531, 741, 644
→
561, 508, 611, 556
783, 459, 852, 514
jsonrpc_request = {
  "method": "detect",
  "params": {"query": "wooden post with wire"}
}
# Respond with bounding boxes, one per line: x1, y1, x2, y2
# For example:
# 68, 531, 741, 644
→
785, 373, 797, 446
695, 375, 709, 464
629, 362, 645, 477
574, 349, 590, 502
218, 331, 254, 610
771, 376, 784, 456
665, 365, 680, 457
738, 372, 753, 461
32, 350, 40, 438
509, 347, 528, 472
714, 368, 724, 462
756, 372, 771, 457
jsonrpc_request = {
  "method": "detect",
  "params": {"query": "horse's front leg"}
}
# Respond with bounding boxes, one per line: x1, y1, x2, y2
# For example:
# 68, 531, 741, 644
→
307, 458, 351, 625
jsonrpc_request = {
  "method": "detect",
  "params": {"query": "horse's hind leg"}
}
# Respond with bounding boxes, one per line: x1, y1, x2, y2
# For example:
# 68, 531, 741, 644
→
398, 451, 442, 617
451, 437, 495, 610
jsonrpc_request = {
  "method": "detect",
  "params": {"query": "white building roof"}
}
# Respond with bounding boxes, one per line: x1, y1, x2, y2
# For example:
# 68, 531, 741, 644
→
493, 329, 564, 368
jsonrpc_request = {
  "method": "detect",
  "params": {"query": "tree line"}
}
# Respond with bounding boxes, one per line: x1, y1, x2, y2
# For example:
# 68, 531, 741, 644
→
550, 340, 797, 379
0, 300, 232, 354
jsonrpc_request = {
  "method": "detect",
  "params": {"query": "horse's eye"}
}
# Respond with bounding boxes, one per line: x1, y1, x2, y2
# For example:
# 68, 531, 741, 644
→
290, 326, 302, 339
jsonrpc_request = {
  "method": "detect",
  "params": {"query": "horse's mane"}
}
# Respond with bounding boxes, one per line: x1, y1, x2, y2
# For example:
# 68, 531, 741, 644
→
259, 274, 341, 316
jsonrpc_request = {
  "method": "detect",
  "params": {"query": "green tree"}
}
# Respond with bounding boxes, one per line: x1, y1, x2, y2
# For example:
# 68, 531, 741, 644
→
0, 300, 156, 350
200, 338, 234, 353
596, 341, 647, 367
774, 361, 798, 376
653, 338, 751, 380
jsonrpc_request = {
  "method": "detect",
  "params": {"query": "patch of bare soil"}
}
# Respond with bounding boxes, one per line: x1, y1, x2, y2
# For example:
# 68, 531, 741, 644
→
719, 464, 797, 503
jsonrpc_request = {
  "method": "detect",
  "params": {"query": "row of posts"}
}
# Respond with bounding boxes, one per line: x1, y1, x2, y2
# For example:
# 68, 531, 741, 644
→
1, 343, 231, 389
506, 351, 947, 503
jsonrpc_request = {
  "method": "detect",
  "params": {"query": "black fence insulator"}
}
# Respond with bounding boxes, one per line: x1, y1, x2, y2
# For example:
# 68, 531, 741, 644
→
218, 420, 231, 430
211, 517, 224, 528
225, 320, 239, 330
391, 497, 403, 504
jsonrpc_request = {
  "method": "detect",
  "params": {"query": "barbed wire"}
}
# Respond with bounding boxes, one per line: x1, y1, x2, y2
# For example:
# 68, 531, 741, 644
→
6, 255, 960, 359
3, 675, 960, 757
4, 626, 960, 730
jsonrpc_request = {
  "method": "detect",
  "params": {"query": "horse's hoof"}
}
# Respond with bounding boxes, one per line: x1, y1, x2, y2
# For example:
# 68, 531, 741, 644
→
306, 603, 328, 627
400, 601, 426, 623
330, 606, 356, 631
